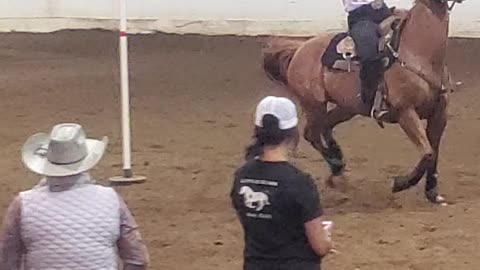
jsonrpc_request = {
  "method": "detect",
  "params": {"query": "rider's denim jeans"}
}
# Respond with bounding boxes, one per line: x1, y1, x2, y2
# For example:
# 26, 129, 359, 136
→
347, 3, 393, 61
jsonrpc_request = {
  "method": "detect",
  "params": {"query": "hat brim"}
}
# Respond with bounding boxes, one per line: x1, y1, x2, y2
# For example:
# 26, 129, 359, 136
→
21, 133, 108, 177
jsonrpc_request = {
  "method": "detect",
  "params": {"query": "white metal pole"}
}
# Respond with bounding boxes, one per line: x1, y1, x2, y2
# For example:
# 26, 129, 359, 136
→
110, 0, 146, 185
119, 0, 132, 178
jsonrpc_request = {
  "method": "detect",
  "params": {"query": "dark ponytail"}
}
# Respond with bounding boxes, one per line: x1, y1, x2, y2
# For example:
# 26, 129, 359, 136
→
244, 138, 263, 161
244, 114, 298, 160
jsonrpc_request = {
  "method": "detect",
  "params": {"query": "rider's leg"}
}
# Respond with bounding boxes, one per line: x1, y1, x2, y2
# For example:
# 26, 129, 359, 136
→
348, 3, 393, 119
369, 2, 393, 119
349, 20, 382, 105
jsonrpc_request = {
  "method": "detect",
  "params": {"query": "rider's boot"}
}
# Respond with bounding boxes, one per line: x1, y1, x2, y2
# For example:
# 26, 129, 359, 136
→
359, 59, 388, 121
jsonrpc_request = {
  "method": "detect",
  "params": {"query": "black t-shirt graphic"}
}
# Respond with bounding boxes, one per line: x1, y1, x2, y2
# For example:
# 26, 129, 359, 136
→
231, 159, 323, 268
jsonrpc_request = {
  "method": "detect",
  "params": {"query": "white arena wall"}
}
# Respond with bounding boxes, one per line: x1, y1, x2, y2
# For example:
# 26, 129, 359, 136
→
0, 0, 478, 37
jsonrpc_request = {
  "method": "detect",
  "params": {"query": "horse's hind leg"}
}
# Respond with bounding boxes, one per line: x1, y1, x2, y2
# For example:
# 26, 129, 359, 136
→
392, 108, 433, 193
303, 103, 328, 156
425, 94, 448, 204
322, 106, 355, 187
304, 104, 354, 187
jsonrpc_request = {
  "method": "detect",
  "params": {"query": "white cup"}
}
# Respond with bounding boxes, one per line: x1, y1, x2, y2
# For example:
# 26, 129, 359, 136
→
322, 220, 333, 231
322, 221, 333, 233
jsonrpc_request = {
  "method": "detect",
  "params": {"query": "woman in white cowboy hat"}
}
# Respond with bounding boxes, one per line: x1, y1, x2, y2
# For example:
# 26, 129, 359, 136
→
0, 123, 149, 270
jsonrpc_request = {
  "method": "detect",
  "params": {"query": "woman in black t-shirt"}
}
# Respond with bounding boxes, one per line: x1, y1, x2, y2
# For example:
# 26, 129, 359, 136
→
231, 96, 333, 270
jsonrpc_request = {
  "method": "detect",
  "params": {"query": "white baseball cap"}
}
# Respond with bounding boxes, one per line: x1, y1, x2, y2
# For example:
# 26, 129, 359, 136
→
255, 96, 299, 130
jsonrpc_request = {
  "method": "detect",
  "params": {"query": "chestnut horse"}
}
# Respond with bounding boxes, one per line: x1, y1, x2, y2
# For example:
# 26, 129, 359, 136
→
262, 0, 465, 204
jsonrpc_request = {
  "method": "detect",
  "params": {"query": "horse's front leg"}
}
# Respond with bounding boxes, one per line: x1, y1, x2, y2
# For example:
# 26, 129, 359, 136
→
392, 108, 434, 193
425, 93, 448, 204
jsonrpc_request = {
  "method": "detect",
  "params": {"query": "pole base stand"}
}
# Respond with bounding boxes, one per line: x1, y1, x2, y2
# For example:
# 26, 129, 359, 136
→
109, 169, 147, 185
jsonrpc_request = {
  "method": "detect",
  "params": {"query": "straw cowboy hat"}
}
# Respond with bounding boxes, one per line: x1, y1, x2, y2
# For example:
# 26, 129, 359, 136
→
21, 123, 108, 177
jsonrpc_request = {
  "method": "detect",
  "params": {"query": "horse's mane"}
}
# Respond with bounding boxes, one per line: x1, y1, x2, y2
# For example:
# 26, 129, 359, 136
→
395, 0, 448, 41
414, 0, 428, 4
412, 0, 449, 17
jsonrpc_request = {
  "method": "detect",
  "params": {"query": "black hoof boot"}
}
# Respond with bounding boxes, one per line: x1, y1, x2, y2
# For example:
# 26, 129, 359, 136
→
392, 176, 412, 193
331, 162, 346, 177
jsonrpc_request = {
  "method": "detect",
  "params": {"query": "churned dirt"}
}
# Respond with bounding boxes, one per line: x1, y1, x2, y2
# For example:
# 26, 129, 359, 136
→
0, 30, 479, 269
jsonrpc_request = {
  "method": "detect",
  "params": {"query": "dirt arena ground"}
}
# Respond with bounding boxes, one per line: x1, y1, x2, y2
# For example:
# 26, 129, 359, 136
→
0, 30, 479, 269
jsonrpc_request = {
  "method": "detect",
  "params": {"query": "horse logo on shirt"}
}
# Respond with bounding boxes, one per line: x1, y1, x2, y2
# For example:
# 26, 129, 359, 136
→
239, 186, 270, 211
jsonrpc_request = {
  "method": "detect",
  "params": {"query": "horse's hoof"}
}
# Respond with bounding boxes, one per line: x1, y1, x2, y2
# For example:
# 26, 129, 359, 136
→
392, 176, 411, 193
376, 120, 385, 129
326, 175, 336, 188
425, 189, 447, 205
326, 174, 348, 192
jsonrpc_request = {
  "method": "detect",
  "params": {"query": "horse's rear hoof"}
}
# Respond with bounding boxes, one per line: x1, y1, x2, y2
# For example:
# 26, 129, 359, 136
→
326, 176, 336, 188
326, 174, 348, 193
392, 176, 411, 193
425, 189, 447, 205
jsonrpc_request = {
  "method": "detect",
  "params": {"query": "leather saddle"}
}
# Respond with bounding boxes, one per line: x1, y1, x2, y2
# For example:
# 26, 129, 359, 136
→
328, 11, 407, 72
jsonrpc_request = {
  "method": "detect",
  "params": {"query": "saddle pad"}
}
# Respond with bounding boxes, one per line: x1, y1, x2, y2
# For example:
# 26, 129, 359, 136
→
321, 32, 359, 70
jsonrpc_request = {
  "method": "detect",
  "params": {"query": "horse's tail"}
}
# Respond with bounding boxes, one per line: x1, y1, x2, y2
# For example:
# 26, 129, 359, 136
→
261, 37, 303, 85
